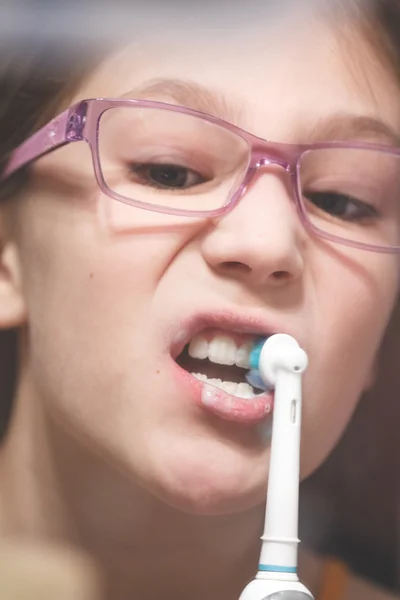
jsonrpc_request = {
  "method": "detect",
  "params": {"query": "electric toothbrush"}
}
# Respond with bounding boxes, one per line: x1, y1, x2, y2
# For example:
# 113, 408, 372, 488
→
239, 334, 314, 600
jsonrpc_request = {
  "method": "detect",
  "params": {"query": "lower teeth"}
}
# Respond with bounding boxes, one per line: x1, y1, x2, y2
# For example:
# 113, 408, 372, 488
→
191, 373, 257, 398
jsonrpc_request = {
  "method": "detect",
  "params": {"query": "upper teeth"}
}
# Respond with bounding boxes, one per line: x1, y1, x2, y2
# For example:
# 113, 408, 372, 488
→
188, 334, 254, 368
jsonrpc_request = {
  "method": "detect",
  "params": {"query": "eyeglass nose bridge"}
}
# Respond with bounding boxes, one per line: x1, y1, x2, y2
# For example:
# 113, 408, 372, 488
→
253, 155, 292, 173
230, 149, 298, 213
239, 153, 294, 198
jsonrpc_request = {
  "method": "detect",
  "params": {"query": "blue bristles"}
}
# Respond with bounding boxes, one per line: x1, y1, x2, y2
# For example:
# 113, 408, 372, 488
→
246, 338, 270, 391
249, 339, 265, 370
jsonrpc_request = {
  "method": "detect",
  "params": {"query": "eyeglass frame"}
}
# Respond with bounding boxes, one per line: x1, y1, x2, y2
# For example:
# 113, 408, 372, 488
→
2, 96, 400, 254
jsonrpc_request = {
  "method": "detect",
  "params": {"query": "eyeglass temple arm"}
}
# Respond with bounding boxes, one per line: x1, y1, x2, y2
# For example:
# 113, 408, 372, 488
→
1, 107, 81, 181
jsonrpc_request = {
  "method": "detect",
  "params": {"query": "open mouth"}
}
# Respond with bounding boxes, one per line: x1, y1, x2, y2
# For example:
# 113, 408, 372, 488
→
176, 329, 267, 398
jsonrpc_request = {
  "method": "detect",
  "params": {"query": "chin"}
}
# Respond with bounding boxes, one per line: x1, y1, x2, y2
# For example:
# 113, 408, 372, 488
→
152, 452, 268, 516
161, 483, 265, 516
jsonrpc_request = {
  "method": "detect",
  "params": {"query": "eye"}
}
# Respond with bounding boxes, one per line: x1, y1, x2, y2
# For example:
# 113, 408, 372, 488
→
304, 190, 378, 221
129, 162, 207, 190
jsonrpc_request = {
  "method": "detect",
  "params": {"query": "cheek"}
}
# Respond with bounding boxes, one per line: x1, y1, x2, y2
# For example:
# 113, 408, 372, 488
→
15, 195, 198, 420
18, 185, 203, 322
317, 252, 399, 365
300, 251, 400, 476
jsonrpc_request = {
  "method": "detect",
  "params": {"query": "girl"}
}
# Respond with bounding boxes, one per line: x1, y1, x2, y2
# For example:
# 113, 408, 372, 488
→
0, 1, 399, 598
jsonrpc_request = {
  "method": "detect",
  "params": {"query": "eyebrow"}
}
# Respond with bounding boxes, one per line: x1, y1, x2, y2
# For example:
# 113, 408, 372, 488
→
123, 77, 242, 123
123, 78, 400, 147
307, 113, 400, 147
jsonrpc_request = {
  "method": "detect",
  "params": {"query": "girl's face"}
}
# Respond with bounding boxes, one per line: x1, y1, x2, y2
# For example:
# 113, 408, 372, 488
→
6, 16, 400, 514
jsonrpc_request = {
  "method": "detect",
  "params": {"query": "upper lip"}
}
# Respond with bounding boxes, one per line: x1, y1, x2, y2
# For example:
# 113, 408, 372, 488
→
170, 309, 301, 359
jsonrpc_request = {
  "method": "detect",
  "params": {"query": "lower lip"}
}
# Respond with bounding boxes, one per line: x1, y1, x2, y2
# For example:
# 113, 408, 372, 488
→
173, 362, 274, 425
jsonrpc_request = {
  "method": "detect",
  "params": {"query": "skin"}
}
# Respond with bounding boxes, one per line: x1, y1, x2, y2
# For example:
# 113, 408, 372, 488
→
0, 13, 399, 600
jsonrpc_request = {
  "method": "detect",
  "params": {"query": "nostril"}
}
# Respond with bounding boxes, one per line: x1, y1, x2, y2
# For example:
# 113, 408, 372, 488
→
223, 261, 251, 273
272, 270, 289, 280
222, 263, 290, 281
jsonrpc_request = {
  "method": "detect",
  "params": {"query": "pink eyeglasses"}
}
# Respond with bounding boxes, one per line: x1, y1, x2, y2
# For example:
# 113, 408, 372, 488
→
3, 97, 400, 253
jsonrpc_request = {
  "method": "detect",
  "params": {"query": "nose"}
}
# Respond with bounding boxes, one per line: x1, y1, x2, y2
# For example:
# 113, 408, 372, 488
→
200, 172, 306, 289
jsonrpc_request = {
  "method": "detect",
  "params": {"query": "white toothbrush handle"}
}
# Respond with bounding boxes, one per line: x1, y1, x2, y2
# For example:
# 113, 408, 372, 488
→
259, 369, 302, 574
258, 334, 308, 575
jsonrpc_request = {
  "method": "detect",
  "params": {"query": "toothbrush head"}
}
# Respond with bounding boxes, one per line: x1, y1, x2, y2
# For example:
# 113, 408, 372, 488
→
247, 335, 308, 389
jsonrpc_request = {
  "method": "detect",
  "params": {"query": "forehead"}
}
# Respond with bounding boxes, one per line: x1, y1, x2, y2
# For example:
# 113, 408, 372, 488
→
73, 13, 400, 143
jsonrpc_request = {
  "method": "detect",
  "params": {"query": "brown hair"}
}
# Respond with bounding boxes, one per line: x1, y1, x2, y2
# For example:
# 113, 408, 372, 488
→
372, 0, 400, 73
0, 43, 99, 202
